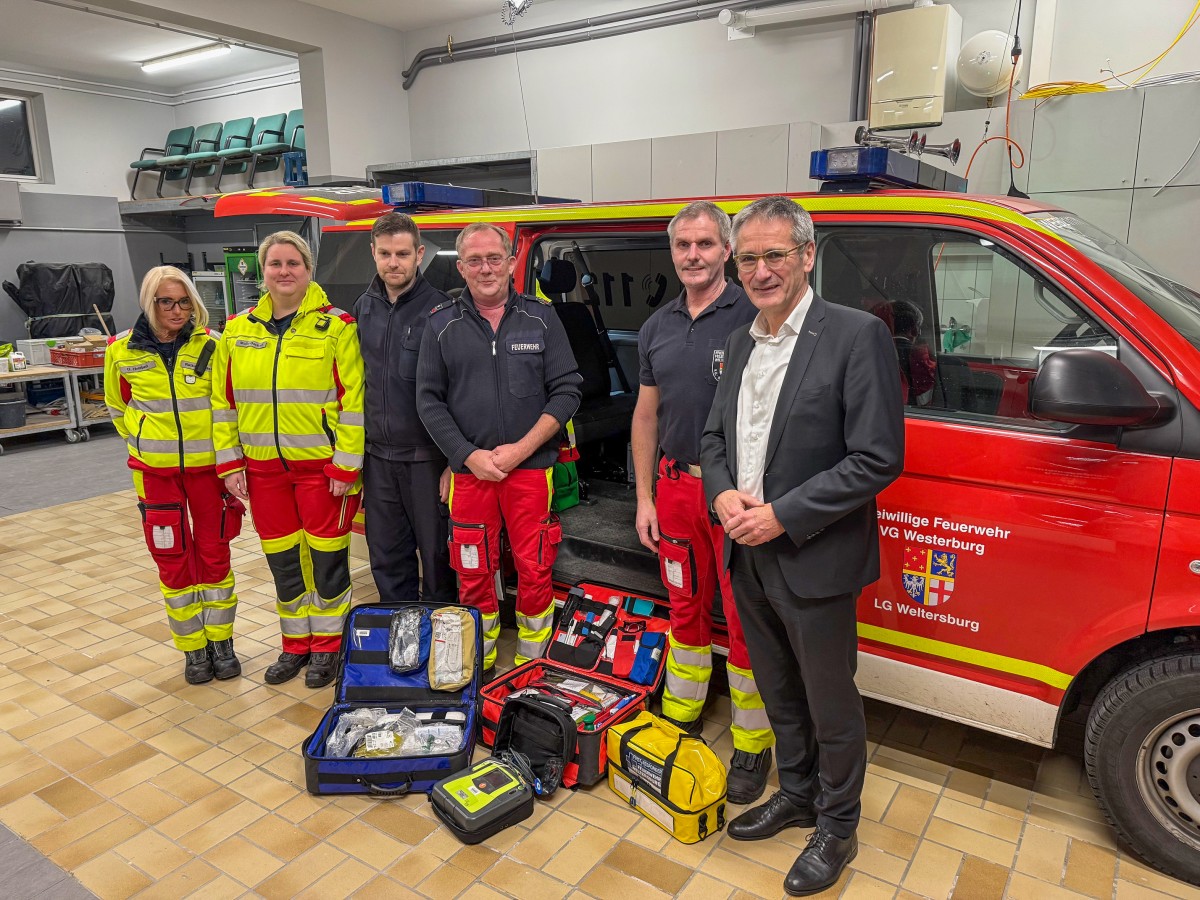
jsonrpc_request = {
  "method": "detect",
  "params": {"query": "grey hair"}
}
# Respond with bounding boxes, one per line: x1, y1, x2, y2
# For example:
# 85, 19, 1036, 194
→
730, 196, 815, 251
667, 200, 732, 246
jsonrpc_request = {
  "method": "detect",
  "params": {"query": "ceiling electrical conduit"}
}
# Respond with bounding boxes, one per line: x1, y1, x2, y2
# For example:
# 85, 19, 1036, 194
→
402, 0, 832, 89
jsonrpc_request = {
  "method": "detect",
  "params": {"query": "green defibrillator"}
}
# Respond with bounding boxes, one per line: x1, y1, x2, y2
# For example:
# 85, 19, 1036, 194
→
430, 758, 534, 844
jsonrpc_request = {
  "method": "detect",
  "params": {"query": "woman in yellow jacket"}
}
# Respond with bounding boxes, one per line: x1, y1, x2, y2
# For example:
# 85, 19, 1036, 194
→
212, 231, 366, 688
105, 266, 245, 684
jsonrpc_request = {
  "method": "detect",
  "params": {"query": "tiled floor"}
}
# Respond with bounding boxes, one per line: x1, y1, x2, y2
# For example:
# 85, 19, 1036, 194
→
1, 490, 1199, 900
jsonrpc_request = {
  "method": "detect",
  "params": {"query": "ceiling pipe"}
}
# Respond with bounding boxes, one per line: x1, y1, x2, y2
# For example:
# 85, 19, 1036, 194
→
403, 0, 826, 89
403, 0, 712, 79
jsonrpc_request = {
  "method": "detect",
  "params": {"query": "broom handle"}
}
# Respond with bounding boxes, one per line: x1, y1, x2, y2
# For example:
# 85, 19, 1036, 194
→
93, 304, 112, 337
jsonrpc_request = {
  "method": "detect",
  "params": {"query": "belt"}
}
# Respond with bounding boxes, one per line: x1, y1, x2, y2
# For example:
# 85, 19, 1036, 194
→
663, 459, 702, 479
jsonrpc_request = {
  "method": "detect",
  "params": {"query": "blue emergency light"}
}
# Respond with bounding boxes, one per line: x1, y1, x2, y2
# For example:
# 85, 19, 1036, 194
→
382, 182, 491, 209
381, 181, 578, 210
810, 147, 967, 193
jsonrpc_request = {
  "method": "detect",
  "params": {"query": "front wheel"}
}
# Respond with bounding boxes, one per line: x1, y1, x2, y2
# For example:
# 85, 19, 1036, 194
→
64, 429, 82, 444
1085, 652, 1200, 886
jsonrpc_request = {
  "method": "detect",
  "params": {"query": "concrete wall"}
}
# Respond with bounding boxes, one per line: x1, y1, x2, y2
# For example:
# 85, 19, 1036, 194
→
401, 0, 1040, 161
0, 193, 185, 343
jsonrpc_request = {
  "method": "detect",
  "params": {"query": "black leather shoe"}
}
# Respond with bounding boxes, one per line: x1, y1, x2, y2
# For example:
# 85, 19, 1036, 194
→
305, 652, 339, 688
729, 790, 816, 840
184, 648, 214, 684
207, 638, 241, 680
784, 828, 858, 896
727, 747, 772, 805
661, 714, 703, 737
264, 651, 310, 685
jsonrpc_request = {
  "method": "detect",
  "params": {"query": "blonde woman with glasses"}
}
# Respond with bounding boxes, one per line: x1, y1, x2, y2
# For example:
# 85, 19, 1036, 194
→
105, 266, 245, 684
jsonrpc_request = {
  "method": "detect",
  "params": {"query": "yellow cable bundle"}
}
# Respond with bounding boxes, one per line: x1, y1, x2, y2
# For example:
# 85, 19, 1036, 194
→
1022, 1, 1200, 102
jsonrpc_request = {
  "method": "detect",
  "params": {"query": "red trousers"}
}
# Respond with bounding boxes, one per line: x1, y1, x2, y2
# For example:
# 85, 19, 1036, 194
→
246, 460, 361, 653
658, 457, 780, 752
448, 468, 561, 667
655, 458, 752, 671
132, 466, 242, 651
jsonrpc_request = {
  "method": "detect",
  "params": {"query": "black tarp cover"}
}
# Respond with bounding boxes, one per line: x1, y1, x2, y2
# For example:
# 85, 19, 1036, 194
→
3, 262, 116, 338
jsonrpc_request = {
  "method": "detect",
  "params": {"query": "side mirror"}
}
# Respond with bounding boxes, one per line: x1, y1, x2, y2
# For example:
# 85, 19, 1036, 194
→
1030, 349, 1173, 427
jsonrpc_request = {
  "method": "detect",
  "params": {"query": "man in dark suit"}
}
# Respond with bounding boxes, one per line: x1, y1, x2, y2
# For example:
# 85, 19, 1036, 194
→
700, 196, 904, 896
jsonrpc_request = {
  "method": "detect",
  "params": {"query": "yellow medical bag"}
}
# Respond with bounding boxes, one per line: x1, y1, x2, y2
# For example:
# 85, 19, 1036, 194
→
606, 711, 727, 843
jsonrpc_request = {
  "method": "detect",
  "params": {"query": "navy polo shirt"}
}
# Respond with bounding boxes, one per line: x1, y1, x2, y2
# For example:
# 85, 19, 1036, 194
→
637, 279, 756, 466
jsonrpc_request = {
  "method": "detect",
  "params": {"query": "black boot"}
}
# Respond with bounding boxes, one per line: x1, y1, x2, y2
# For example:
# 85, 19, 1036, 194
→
784, 828, 858, 896
184, 648, 214, 684
208, 638, 241, 680
264, 651, 310, 685
727, 747, 773, 805
305, 652, 339, 688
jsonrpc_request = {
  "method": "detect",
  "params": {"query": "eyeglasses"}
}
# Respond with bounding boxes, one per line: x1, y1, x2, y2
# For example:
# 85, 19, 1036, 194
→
461, 255, 509, 270
154, 297, 193, 311
732, 244, 808, 272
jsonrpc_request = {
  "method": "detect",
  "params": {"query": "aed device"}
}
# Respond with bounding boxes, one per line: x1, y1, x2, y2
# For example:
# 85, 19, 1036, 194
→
430, 758, 534, 844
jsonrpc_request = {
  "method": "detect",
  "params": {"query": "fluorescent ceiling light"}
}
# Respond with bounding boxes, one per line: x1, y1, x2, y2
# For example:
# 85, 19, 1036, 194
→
141, 42, 231, 74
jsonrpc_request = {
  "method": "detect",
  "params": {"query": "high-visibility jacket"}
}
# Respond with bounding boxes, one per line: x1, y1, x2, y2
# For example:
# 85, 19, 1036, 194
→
105, 315, 219, 472
212, 282, 366, 483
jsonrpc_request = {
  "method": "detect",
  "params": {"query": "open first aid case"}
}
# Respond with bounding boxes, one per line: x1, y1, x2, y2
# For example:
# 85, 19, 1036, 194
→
304, 601, 483, 796
479, 583, 669, 787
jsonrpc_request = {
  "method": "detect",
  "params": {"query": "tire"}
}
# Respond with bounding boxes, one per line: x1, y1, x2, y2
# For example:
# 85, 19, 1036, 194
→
64, 429, 81, 444
1085, 652, 1200, 886
80, 429, 91, 442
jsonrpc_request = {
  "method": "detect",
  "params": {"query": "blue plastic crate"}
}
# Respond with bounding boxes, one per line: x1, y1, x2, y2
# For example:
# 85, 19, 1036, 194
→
283, 151, 308, 187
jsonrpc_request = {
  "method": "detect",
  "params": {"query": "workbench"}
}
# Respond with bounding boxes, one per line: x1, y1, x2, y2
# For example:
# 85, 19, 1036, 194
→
0, 364, 94, 454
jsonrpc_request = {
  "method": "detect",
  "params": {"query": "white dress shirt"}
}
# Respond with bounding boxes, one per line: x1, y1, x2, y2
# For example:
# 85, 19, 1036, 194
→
735, 286, 814, 500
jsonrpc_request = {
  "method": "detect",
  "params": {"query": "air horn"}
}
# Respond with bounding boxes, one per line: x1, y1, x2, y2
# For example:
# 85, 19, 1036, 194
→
918, 135, 962, 165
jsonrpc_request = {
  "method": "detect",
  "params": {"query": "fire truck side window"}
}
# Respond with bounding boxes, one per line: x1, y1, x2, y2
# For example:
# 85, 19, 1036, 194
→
813, 226, 1115, 427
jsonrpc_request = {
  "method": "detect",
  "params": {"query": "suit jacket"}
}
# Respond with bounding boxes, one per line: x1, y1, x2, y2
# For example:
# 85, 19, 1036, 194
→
700, 293, 905, 598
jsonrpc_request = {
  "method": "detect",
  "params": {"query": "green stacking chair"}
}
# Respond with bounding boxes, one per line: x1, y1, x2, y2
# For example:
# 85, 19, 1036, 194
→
152, 122, 223, 198
211, 112, 300, 192
128, 125, 193, 200
182, 117, 254, 195
243, 108, 304, 190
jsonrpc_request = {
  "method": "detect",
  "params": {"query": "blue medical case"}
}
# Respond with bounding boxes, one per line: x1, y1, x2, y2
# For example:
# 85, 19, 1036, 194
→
303, 601, 483, 796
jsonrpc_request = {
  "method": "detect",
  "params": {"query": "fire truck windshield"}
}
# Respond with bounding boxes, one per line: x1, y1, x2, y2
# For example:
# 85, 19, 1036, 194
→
1032, 210, 1200, 353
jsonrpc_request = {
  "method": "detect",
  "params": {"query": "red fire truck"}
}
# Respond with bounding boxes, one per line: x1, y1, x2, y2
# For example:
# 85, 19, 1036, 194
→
218, 175, 1200, 884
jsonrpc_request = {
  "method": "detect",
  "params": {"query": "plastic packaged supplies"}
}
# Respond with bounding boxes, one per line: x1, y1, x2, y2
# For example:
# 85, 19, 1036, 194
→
324, 707, 464, 759
430, 606, 476, 690
389, 606, 431, 673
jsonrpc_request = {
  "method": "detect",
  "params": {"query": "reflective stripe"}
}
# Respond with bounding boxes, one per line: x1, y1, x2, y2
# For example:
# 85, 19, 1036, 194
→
216, 447, 243, 464
481, 612, 500, 668
338, 411, 364, 427
163, 589, 199, 612
726, 668, 759, 696
137, 437, 215, 454
119, 361, 156, 374
241, 431, 328, 449
517, 607, 555, 634
665, 670, 708, 702
106, 405, 125, 420
332, 449, 363, 469
668, 642, 712, 669
212, 408, 238, 423
280, 613, 313, 636
516, 636, 549, 664
199, 586, 235, 605
731, 705, 773, 734
234, 388, 335, 404
130, 397, 210, 414
166, 613, 205, 636
278, 592, 311, 615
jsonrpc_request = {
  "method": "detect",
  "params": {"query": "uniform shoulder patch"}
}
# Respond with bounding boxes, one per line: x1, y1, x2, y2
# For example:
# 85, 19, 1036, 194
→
429, 298, 455, 315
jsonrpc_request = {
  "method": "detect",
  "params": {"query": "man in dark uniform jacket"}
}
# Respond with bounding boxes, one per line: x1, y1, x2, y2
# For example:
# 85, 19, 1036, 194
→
354, 212, 456, 605
702, 196, 904, 896
416, 222, 582, 672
